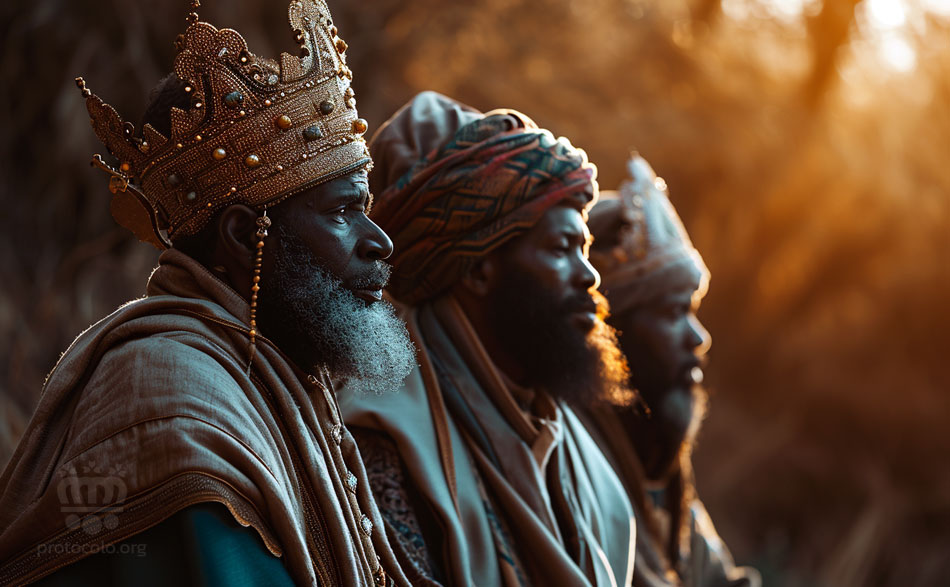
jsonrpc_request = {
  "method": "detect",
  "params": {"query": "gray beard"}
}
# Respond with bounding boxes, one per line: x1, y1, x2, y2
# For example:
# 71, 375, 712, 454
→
258, 228, 416, 395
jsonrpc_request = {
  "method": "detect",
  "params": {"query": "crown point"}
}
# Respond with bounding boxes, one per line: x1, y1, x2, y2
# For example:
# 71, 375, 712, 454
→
276, 115, 293, 129
319, 100, 335, 115
213, 147, 227, 160
352, 118, 368, 135
245, 154, 261, 168
74, 77, 91, 98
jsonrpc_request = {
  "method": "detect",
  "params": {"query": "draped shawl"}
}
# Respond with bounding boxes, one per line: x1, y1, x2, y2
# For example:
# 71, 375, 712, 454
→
0, 249, 409, 587
341, 296, 636, 586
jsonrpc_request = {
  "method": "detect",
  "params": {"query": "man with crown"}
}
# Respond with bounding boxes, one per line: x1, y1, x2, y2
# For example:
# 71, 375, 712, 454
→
0, 1, 416, 585
582, 154, 760, 587
339, 91, 638, 586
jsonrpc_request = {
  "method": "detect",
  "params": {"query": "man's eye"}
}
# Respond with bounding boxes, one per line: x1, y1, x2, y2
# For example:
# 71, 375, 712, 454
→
660, 305, 684, 319
331, 207, 348, 222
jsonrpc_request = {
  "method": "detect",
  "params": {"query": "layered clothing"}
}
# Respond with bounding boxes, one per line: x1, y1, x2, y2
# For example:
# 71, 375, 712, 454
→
341, 296, 636, 587
580, 407, 760, 587
0, 249, 408, 586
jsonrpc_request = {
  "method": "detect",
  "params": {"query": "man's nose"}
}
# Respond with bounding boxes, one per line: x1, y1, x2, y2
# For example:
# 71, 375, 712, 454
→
358, 218, 394, 261
687, 314, 711, 356
574, 253, 600, 291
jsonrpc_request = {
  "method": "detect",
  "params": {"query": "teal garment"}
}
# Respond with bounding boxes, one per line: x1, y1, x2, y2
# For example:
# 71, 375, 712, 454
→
35, 503, 295, 587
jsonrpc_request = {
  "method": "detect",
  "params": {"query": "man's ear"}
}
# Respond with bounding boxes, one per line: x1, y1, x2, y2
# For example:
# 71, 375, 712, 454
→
217, 204, 259, 270
459, 255, 500, 297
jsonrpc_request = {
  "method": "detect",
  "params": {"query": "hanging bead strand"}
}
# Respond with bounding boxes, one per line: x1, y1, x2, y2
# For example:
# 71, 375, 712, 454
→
247, 209, 270, 374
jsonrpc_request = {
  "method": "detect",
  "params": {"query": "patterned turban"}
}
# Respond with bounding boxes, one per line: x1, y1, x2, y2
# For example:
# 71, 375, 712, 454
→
587, 154, 709, 315
369, 91, 598, 305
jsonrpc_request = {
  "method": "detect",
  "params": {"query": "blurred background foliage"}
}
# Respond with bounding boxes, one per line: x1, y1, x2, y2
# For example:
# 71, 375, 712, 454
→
1, 0, 948, 584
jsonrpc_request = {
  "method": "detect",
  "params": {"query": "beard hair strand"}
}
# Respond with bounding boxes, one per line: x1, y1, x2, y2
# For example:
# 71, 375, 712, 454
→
486, 271, 632, 408
257, 227, 416, 395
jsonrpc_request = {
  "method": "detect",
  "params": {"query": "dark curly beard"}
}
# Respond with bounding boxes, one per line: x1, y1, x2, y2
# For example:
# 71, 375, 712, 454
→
629, 382, 708, 481
485, 269, 631, 408
257, 227, 416, 395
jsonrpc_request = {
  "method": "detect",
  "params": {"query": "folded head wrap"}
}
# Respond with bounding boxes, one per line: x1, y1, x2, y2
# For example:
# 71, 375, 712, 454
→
369, 91, 598, 305
587, 154, 709, 314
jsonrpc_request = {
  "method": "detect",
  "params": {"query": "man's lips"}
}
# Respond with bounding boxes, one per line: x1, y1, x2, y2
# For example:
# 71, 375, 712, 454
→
570, 300, 599, 330
681, 362, 704, 385
352, 288, 384, 303
689, 365, 704, 384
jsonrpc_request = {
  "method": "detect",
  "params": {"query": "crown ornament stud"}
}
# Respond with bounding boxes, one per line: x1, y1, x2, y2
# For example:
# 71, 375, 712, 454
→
78, 0, 371, 249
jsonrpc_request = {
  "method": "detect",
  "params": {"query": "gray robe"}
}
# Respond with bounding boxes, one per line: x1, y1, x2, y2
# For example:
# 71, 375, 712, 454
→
341, 295, 636, 586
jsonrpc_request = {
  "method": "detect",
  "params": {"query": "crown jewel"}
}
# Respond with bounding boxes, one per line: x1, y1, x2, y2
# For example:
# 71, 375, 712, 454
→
77, 0, 371, 249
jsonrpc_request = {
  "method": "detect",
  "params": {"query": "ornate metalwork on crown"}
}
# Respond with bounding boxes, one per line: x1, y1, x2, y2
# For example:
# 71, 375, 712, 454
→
77, 0, 371, 249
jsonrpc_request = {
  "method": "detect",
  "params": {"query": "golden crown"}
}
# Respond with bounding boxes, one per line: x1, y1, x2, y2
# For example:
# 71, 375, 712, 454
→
76, 0, 371, 249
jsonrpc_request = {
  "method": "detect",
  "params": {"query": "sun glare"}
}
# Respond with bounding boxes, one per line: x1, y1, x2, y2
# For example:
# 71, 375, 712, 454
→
856, 0, 922, 73
866, 0, 907, 29
879, 34, 917, 71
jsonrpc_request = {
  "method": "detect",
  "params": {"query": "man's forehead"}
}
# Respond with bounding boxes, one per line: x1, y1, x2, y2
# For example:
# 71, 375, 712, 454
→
298, 169, 370, 205
341, 168, 370, 190
536, 204, 588, 234
653, 288, 699, 306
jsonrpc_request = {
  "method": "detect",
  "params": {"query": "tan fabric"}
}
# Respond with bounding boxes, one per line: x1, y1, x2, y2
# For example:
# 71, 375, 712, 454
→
367, 91, 483, 195
340, 295, 636, 587
0, 249, 409, 587
579, 407, 760, 587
